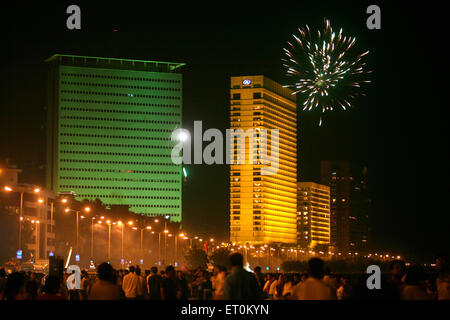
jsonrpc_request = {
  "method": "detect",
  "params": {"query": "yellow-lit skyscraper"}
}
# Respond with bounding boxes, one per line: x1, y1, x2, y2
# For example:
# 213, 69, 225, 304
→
229, 76, 297, 244
297, 182, 331, 248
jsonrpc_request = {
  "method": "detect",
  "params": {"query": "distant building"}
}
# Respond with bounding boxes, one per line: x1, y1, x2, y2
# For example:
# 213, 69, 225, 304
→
45, 54, 185, 222
297, 182, 331, 249
229, 75, 298, 244
0, 183, 56, 263
0, 161, 22, 186
320, 161, 370, 253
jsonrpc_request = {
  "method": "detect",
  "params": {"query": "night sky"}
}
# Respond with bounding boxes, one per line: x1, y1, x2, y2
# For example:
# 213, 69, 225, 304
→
0, 1, 447, 262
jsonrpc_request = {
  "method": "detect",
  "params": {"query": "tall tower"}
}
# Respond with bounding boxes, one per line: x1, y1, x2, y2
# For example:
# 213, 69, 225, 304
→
46, 55, 184, 222
297, 182, 331, 249
320, 161, 371, 253
320, 161, 351, 253
229, 76, 297, 245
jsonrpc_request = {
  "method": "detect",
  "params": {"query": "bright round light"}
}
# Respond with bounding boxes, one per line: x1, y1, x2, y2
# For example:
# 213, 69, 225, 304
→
177, 130, 189, 142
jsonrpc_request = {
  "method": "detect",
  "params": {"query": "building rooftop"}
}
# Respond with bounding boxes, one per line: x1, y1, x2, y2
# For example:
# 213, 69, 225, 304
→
45, 54, 186, 73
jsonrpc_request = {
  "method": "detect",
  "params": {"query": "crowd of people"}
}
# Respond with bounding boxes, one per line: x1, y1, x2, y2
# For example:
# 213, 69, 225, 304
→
0, 252, 449, 300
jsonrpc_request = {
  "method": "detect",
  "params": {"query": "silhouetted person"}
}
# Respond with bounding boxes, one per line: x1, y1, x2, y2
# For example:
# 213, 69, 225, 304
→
212, 266, 227, 300
387, 259, 406, 298
253, 266, 265, 291
135, 266, 146, 300
88, 263, 122, 300
337, 276, 352, 300
147, 267, 162, 300
435, 252, 450, 300
36, 275, 65, 300
290, 258, 335, 300
161, 266, 178, 300
402, 265, 433, 300
2, 272, 26, 300
0, 268, 6, 300
122, 265, 139, 300
223, 253, 262, 300
25, 276, 39, 300
176, 271, 189, 300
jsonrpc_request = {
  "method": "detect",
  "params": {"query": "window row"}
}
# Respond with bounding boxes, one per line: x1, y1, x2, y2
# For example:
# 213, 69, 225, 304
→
62, 106, 179, 117
61, 124, 174, 134
61, 89, 180, 100
60, 159, 177, 166
60, 133, 173, 141
76, 194, 180, 203
60, 168, 179, 175
61, 73, 181, 83
60, 176, 178, 183
60, 185, 180, 192
61, 81, 180, 92
61, 98, 181, 108
61, 115, 179, 124
60, 150, 172, 158
61, 141, 172, 149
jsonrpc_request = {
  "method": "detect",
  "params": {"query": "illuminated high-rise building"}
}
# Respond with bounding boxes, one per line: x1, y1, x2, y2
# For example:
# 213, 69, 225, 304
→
46, 55, 184, 222
229, 76, 297, 244
297, 182, 331, 249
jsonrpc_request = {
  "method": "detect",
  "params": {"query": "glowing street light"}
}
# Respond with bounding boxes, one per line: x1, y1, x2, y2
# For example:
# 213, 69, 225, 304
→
65, 207, 90, 255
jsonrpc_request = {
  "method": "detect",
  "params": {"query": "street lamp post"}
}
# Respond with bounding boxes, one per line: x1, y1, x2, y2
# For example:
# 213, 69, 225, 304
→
65, 206, 90, 257
31, 220, 40, 260
164, 229, 168, 265
118, 221, 124, 266
106, 220, 112, 262
76, 211, 79, 253
90, 217, 95, 259
175, 233, 185, 264
137, 226, 151, 265
158, 232, 161, 264
19, 191, 23, 251
3, 186, 40, 255
50, 201, 54, 236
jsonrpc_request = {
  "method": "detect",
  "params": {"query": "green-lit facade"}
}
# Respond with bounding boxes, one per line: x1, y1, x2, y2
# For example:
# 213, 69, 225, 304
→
46, 55, 184, 222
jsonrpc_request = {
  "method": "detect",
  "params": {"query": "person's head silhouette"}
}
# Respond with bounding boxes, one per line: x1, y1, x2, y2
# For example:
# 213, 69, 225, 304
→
307, 258, 325, 279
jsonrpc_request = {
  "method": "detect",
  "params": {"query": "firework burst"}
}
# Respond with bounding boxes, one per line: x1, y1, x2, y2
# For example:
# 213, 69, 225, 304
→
282, 19, 371, 125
